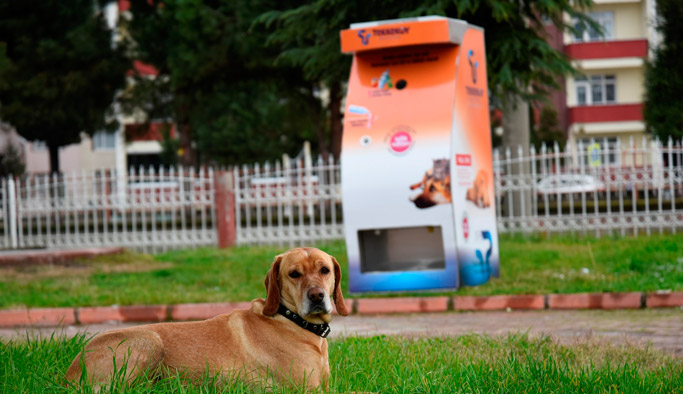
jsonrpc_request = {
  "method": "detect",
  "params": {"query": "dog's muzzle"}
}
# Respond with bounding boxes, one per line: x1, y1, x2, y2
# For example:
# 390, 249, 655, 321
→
304, 286, 332, 315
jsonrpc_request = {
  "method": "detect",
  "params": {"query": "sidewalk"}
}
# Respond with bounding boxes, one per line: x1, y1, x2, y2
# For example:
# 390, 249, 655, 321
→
2, 309, 681, 355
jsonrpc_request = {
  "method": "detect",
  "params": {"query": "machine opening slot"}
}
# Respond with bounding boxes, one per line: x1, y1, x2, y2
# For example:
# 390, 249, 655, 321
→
358, 226, 446, 273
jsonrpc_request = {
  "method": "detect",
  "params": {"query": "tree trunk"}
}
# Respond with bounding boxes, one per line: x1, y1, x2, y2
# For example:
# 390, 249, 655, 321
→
48, 143, 60, 174
501, 94, 531, 218
329, 81, 343, 161
306, 85, 329, 161
178, 121, 195, 166
176, 103, 195, 167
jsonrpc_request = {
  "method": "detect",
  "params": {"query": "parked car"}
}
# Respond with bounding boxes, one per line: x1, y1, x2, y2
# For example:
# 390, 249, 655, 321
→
536, 174, 605, 195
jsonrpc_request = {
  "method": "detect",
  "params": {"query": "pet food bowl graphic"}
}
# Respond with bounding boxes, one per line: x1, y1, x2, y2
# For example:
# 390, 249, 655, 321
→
459, 230, 492, 286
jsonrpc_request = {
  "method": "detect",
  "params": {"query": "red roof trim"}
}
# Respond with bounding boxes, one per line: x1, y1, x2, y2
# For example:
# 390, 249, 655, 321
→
118, 0, 130, 12
127, 60, 159, 77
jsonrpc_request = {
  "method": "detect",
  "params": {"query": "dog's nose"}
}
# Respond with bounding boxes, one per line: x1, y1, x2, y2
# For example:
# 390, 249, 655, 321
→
307, 287, 325, 304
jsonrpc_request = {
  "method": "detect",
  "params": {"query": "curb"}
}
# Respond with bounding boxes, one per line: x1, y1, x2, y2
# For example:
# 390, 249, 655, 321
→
0, 292, 681, 328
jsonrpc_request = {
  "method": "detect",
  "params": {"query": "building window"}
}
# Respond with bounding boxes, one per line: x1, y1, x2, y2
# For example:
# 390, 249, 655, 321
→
93, 131, 117, 150
574, 11, 614, 42
32, 140, 47, 151
575, 75, 616, 105
579, 137, 619, 166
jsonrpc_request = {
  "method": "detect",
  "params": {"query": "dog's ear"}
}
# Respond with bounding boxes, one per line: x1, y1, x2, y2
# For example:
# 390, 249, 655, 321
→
331, 257, 349, 316
263, 255, 282, 316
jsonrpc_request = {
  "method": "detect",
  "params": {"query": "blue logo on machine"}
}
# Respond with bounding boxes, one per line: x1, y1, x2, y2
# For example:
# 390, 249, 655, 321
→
467, 49, 479, 84
460, 230, 492, 286
358, 29, 372, 45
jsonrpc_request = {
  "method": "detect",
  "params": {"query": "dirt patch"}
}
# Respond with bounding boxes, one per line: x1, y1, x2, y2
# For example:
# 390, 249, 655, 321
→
0, 260, 175, 281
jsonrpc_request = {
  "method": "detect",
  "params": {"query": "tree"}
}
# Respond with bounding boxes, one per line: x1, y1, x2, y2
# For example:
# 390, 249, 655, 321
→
258, 0, 595, 159
644, 0, 683, 141
531, 106, 566, 149
0, 0, 129, 173
122, 0, 319, 166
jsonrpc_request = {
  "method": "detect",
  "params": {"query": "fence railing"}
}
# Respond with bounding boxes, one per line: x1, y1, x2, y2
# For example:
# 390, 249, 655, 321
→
0, 167, 216, 253
495, 137, 683, 236
0, 138, 681, 252
233, 149, 343, 246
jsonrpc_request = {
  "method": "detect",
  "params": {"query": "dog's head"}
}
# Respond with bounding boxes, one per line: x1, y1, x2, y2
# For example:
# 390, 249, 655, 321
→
262, 247, 348, 323
466, 170, 491, 208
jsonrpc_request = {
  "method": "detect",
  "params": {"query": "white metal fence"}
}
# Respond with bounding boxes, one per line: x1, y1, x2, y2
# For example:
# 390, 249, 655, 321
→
495, 137, 683, 236
1, 138, 681, 252
233, 152, 343, 246
0, 167, 216, 253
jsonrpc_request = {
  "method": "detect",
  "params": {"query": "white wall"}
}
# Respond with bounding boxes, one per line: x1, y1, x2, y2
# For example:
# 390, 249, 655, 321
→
23, 133, 117, 174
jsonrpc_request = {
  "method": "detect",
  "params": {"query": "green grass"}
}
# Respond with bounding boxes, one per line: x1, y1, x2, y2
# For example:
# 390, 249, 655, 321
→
1, 332, 681, 393
1, 233, 682, 309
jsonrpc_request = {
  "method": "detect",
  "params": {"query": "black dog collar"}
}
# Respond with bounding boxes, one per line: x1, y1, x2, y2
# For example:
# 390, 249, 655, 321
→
277, 304, 331, 338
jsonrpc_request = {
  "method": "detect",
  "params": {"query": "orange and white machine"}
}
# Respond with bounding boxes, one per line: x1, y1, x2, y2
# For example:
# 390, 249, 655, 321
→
340, 16, 499, 292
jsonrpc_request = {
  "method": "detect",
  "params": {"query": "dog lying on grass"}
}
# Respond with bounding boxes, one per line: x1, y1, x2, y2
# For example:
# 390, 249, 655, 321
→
65, 247, 348, 390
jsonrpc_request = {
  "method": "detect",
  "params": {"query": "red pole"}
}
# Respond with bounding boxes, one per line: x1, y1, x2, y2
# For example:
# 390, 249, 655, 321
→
214, 171, 236, 248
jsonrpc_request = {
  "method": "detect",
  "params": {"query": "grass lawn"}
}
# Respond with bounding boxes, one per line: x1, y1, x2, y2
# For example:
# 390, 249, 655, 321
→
1, 332, 680, 393
0, 233, 682, 309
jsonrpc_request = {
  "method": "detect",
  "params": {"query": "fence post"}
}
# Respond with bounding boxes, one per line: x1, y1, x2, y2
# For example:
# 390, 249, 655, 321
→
214, 170, 236, 248
8, 177, 18, 249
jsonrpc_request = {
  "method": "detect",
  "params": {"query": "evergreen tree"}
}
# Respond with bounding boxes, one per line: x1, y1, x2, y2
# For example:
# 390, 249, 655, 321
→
122, 0, 318, 166
532, 106, 566, 149
644, 0, 683, 141
0, 0, 129, 173
258, 0, 596, 158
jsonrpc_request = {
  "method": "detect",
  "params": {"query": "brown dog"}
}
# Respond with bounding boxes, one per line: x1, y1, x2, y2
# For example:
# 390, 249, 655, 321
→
466, 169, 491, 208
65, 247, 348, 390
409, 159, 452, 208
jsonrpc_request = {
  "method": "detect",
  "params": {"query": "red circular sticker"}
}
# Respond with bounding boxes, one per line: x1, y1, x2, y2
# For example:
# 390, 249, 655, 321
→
389, 131, 412, 153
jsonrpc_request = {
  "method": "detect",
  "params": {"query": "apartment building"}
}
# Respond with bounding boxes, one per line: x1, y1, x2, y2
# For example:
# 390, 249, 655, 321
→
547, 0, 658, 164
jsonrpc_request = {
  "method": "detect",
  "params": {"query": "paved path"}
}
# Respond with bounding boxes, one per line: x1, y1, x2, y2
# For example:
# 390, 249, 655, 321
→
2, 309, 681, 355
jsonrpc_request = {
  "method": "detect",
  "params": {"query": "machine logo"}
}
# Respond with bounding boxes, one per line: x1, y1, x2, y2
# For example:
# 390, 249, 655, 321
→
386, 125, 415, 155
358, 29, 372, 45
467, 49, 478, 84
389, 131, 412, 153
371, 69, 393, 90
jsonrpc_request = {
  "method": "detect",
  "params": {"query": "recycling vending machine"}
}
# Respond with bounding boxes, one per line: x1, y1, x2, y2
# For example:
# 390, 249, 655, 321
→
340, 16, 500, 292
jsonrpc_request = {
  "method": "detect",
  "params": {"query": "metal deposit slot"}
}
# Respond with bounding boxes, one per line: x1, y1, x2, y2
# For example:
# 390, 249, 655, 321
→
358, 226, 445, 273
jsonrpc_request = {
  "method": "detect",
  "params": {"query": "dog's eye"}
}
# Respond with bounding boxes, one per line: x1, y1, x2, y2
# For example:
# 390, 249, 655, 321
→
320, 267, 330, 274
288, 271, 301, 279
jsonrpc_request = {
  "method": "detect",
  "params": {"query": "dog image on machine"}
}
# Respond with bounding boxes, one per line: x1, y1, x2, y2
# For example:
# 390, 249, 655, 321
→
65, 247, 348, 391
409, 158, 452, 209
466, 169, 491, 208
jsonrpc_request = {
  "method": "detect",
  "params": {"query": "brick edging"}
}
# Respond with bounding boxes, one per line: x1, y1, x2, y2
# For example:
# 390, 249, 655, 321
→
1, 291, 681, 328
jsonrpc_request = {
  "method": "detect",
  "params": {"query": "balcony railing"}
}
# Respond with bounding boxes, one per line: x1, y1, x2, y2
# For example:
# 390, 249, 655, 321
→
565, 39, 648, 60
568, 103, 643, 124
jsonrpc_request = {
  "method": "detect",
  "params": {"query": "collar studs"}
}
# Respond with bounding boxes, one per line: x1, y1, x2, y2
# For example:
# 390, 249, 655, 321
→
277, 304, 330, 338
